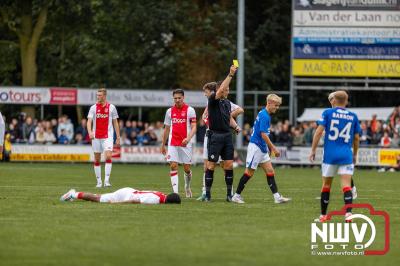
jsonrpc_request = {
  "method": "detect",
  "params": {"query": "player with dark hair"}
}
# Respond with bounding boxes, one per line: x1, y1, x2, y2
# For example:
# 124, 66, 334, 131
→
202, 65, 238, 202
197, 81, 244, 201
231, 94, 291, 204
161, 89, 197, 197
310, 90, 360, 223
60, 188, 181, 204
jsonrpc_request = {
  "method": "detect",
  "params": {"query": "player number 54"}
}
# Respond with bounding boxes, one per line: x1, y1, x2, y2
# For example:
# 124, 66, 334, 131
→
328, 119, 351, 143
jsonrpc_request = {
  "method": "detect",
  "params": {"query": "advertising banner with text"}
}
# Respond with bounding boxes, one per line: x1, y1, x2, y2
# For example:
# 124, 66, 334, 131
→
292, 0, 400, 77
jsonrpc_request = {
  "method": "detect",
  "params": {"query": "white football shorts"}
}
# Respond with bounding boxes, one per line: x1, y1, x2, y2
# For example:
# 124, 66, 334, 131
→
321, 163, 355, 177
92, 138, 113, 153
100, 187, 135, 203
167, 146, 193, 164
245, 142, 271, 170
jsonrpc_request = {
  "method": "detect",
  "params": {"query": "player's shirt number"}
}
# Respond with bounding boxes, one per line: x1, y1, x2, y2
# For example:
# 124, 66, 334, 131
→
328, 119, 351, 143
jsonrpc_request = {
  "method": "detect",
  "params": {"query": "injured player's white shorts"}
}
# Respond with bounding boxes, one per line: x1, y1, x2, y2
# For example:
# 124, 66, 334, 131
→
99, 187, 135, 203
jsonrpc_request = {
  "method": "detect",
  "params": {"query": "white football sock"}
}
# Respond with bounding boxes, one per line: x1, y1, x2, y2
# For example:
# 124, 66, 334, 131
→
170, 170, 179, 193
184, 171, 192, 189
273, 192, 281, 199
94, 164, 101, 183
105, 161, 112, 183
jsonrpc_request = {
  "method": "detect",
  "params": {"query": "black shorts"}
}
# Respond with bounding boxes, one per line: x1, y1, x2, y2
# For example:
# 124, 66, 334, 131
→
207, 131, 234, 162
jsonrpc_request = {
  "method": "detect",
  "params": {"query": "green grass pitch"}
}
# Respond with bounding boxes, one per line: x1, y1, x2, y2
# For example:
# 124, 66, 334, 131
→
0, 163, 399, 266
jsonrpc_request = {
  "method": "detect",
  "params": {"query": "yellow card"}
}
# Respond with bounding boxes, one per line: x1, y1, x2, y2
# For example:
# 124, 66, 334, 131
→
233, 59, 239, 68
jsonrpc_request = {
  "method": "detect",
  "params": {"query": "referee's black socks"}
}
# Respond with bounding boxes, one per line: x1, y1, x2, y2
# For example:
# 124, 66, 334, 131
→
205, 169, 214, 199
224, 169, 233, 196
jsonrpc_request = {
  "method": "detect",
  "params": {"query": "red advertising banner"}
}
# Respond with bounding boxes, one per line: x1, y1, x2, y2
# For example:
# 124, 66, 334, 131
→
49, 88, 77, 105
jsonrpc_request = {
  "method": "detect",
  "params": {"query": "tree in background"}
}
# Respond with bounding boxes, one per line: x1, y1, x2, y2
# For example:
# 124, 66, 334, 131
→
0, 0, 50, 86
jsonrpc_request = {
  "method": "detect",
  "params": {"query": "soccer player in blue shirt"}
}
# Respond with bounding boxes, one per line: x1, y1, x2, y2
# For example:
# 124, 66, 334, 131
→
309, 91, 360, 222
328, 92, 358, 199
231, 94, 291, 204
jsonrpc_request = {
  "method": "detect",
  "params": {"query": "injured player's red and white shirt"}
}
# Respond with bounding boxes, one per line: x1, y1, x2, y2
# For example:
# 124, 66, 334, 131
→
100, 187, 166, 204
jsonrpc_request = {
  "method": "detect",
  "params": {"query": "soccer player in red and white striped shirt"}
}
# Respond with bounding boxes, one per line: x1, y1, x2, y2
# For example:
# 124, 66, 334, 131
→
60, 187, 181, 204
87, 88, 120, 188
161, 89, 197, 197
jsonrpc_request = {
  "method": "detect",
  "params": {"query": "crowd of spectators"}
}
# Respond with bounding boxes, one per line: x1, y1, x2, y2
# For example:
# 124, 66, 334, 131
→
1, 106, 400, 148
2, 113, 164, 146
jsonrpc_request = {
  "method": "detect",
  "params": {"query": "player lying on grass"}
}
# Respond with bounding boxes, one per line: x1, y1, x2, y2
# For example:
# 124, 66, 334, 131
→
60, 188, 181, 204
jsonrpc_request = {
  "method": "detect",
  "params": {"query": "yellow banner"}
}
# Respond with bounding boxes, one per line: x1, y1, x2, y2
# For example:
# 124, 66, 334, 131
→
378, 149, 400, 166
293, 60, 400, 77
10, 153, 90, 162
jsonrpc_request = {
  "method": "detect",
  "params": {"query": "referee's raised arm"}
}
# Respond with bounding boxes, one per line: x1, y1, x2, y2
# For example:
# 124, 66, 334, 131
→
215, 65, 238, 99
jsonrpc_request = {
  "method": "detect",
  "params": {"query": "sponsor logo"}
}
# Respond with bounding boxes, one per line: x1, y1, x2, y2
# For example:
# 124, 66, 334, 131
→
311, 204, 390, 256
0, 90, 42, 103
96, 114, 108, 119
293, 59, 400, 77
49, 88, 77, 105
172, 118, 186, 124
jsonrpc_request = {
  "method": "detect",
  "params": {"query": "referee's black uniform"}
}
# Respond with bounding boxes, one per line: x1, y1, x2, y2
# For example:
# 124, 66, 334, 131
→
205, 92, 234, 201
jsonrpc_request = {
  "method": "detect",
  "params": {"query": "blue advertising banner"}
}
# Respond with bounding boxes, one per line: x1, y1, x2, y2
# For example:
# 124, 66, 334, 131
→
294, 43, 400, 59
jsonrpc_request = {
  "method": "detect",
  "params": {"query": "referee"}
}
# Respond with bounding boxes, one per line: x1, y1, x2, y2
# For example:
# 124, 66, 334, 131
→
203, 65, 238, 201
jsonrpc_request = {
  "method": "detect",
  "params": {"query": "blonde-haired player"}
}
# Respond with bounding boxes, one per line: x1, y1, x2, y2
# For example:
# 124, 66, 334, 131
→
232, 94, 291, 204
87, 88, 120, 187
